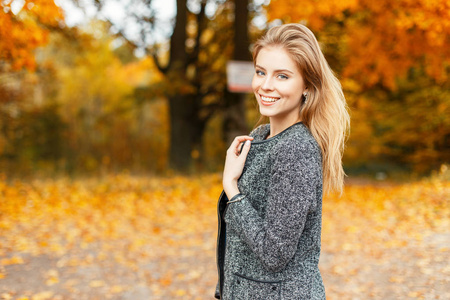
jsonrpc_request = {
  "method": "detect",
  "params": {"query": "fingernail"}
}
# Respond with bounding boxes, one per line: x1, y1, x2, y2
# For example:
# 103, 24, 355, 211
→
246, 140, 251, 145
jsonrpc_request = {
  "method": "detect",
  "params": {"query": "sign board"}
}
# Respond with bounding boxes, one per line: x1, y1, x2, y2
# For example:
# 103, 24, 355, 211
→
226, 60, 254, 93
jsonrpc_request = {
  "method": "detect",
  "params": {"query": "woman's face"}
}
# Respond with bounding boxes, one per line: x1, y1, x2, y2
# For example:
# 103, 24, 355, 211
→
252, 46, 306, 123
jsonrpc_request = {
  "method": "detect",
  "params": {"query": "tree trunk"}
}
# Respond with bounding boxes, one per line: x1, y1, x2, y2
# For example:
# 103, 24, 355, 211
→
168, 94, 205, 172
223, 91, 249, 146
233, 0, 251, 62
223, 0, 251, 146
166, 0, 192, 171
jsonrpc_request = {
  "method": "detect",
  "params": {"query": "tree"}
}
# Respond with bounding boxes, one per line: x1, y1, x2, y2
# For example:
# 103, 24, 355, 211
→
89, 0, 256, 171
0, 0, 65, 173
267, 0, 450, 173
0, 0, 64, 71
267, 0, 450, 89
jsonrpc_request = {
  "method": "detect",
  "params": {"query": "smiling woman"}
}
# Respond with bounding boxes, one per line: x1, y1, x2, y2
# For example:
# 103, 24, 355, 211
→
215, 24, 350, 299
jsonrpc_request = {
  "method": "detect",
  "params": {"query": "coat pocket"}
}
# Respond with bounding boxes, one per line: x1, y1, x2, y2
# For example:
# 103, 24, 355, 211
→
231, 272, 281, 300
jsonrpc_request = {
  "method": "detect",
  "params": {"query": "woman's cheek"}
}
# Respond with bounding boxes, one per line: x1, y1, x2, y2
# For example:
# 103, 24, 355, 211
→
252, 75, 260, 92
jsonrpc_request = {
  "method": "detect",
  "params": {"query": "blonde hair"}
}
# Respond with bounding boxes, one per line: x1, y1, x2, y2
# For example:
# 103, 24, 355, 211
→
253, 23, 350, 194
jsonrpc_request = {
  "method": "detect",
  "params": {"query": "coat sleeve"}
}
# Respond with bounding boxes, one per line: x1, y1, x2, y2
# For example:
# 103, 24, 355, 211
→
223, 140, 321, 273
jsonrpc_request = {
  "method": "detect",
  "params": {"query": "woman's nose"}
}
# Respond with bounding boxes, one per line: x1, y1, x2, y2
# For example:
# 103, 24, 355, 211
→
262, 76, 274, 91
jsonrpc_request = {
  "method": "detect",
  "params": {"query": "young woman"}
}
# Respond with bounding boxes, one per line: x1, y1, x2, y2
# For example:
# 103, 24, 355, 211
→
215, 23, 350, 299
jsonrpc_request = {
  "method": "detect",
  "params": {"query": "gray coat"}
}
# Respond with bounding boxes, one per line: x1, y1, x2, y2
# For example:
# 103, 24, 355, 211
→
216, 122, 325, 299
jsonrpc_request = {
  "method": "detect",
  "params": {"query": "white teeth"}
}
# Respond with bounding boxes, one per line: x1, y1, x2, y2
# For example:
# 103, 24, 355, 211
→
261, 96, 279, 102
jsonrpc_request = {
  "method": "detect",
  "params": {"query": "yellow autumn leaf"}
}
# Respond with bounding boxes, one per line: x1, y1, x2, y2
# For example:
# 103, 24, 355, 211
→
89, 280, 105, 288
45, 269, 59, 286
175, 289, 187, 296
1, 293, 12, 300
1, 256, 24, 265
31, 291, 54, 300
110, 285, 124, 293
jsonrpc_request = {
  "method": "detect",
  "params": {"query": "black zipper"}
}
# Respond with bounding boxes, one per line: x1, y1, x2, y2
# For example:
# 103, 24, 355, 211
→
216, 190, 227, 298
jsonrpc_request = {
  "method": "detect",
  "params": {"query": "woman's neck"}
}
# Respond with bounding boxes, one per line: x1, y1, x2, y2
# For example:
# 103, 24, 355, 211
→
267, 115, 302, 139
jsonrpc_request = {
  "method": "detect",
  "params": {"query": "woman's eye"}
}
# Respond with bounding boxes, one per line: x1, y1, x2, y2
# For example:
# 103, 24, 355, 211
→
256, 70, 265, 76
278, 74, 289, 79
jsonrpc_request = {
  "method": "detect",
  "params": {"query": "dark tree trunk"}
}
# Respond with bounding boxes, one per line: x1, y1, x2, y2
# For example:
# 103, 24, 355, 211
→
168, 94, 204, 171
223, 91, 249, 146
223, 0, 251, 146
233, 0, 251, 62
166, 0, 194, 171
170, 0, 187, 68
166, 0, 213, 172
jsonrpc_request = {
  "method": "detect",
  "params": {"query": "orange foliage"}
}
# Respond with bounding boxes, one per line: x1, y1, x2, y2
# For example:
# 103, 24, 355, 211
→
267, 0, 358, 29
0, 0, 64, 70
267, 0, 450, 88
0, 173, 448, 298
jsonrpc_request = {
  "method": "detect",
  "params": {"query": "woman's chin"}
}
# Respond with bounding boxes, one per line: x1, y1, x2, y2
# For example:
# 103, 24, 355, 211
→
259, 106, 276, 118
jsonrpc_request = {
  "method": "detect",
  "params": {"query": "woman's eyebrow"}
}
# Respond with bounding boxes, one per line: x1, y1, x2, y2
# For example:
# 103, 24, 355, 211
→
255, 65, 294, 74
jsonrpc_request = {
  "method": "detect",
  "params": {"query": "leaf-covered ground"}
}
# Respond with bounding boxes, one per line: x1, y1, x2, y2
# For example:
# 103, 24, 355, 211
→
0, 174, 448, 299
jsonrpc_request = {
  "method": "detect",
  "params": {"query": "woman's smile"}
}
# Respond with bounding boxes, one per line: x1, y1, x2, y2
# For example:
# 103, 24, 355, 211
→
260, 94, 280, 105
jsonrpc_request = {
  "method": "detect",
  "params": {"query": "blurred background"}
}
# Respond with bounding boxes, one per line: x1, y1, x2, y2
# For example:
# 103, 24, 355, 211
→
0, 0, 449, 299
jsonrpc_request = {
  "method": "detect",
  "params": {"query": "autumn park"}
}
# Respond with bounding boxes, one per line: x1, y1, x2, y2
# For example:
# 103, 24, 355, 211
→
0, 0, 449, 299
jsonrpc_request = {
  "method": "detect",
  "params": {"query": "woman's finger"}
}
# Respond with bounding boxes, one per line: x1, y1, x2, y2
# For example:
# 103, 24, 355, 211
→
229, 136, 253, 154
230, 135, 253, 148
238, 140, 252, 160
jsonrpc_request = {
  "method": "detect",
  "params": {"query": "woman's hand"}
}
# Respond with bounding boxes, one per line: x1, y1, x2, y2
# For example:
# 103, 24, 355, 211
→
223, 135, 253, 199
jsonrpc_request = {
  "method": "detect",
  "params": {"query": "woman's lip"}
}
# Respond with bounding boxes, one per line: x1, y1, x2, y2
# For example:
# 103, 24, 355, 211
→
259, 94, 280, 106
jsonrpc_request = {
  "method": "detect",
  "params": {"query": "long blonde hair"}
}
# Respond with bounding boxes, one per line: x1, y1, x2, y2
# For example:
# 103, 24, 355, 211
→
253, 23, 350, 194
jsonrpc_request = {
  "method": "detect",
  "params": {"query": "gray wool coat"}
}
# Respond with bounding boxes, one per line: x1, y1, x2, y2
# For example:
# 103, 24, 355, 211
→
215, 122, 326, 300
